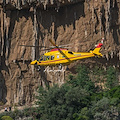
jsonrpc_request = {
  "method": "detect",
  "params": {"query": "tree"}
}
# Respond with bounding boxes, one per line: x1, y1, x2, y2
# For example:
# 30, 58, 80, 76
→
91, 66, 106, 90
105, 66, 118, 89
35, 65, 120, 120
68, 65, 96, 94
36, 84, 90, 120
73, 107, 90, 120
92, 97, 119, 120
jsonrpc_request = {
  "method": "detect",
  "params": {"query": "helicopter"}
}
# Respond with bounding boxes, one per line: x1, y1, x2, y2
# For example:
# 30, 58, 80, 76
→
30, 38, 104, 70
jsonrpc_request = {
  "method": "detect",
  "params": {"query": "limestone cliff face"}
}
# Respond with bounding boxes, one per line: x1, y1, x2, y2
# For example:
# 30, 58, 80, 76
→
0, 0, 120, 105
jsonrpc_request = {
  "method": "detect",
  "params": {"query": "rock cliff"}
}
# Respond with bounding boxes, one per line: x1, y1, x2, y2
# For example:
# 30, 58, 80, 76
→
0, 0, 120, 105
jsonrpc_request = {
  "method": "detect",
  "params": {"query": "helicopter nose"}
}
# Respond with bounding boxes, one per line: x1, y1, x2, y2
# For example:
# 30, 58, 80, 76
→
30, 60, 37, 65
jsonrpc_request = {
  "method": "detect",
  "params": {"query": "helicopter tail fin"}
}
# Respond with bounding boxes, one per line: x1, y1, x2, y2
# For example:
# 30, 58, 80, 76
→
92, 38, 104, 57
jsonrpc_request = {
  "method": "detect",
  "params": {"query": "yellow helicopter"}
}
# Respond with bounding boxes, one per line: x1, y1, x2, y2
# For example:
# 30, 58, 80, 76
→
30, 38, 104, 70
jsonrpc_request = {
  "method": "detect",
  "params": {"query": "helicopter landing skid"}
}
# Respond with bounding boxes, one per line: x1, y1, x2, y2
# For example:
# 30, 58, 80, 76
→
44, 66, 66, 72
43, 66, 66, 86
37, 65, 41, 71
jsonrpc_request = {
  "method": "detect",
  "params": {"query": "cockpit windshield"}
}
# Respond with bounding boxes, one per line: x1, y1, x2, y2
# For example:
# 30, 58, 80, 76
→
40, 56, 43, 61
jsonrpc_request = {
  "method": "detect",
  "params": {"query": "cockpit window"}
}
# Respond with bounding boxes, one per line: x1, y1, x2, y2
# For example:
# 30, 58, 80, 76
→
40, 56, 43, 61
51, 56, 55, 60
57, 55, 59, 58
46, 56, 50, 60
37, 58, 40, 61
40, 55, 54, 61
44, 56, 46, 61
68, 51, 73, 54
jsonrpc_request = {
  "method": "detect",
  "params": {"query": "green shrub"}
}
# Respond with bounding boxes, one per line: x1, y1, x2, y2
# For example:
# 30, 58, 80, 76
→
36, 84, 91, 120
68, 65, 96, 94
104, 85, 120, 98
105, 66, 118, 89
1, 116, 13, 120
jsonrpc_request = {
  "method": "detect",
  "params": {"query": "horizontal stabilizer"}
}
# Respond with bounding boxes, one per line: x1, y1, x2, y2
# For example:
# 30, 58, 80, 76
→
92, 38, 104, 57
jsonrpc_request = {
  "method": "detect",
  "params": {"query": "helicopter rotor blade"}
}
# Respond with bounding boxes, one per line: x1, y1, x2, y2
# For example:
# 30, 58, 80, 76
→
49, 39, 71, 62
49, 43, 72, 48
40, 48, 51, 51
19, 45, 46, 48
49, 39, 72, 49
49, 39, 57, 47
58, 43, 72, 47
49, 46, 71, 49
49, 46, 56, 48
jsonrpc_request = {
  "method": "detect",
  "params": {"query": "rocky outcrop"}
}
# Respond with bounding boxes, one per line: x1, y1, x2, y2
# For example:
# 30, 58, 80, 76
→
0, 0, 84, 10
0, 0, 120, 105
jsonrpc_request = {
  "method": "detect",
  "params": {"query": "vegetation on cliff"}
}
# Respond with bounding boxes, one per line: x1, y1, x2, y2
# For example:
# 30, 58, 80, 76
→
35, 65, 120, 120
1, 65, 119, 120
